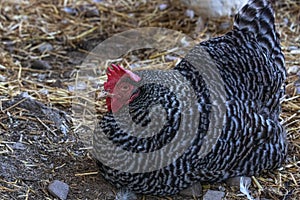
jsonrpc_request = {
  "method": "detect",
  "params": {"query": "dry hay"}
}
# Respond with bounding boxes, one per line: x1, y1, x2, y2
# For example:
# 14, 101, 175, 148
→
0, 0, 299, 199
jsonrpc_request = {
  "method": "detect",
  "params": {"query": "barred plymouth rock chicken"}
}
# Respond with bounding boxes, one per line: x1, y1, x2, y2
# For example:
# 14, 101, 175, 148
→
93, 0, 286, 196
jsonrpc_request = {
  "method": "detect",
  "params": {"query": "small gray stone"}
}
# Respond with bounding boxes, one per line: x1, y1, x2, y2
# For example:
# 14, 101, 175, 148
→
63, 7, 77, 15
180, 182, 202, 197
203, 190, 225, 200
287, 66, 300, 74
158, 4, 168, 11
38, 43, 53, 53
84, 8, 100, 17
48, 180, 69, 200
31, 60, 52, 70
12, 142, 26, 150
0, 74, 7, 82
185, 9, 195, 19
37, 74, 47, 81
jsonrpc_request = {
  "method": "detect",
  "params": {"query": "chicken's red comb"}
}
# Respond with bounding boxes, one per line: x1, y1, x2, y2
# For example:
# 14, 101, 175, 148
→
104, 64, 141, 92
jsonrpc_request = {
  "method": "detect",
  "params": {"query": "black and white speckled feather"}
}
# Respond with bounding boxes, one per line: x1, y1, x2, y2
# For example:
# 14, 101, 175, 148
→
93, 0, 286, 196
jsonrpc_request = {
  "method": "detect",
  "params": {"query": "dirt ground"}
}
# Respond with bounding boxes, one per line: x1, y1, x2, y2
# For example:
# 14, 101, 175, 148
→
0, 0, 299, 200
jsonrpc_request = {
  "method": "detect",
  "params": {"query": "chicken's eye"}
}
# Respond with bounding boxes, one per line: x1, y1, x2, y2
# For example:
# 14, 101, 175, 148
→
122, 85, 129, 91
118, 82, 131, 91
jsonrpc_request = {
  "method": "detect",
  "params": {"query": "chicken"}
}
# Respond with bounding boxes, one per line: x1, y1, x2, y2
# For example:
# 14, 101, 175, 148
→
179, 0, 248, 31
93, 0, 286, 196
180, 0, 248, 18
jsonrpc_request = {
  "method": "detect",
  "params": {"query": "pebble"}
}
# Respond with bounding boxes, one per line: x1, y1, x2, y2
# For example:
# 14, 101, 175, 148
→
287, 65, 300, 74
37, 74, 47, 81
203, 190, 225, 200
12, 142, 26, 150
159, 4, 168, 11
185, 9, 195, 19
48, 180, 69, 200
0, 74, 7, 82
180, 182, 202, 197
84, 7, 100, 17
296, 87, 300, 95
38, 43, 53, 53
63, 7, 77, 15
20, 91, 32, 98
31, 60, 52, 70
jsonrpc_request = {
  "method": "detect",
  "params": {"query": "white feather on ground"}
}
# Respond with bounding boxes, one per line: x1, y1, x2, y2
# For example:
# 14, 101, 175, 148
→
115, 189, 137, 200
240, 176, 254, 200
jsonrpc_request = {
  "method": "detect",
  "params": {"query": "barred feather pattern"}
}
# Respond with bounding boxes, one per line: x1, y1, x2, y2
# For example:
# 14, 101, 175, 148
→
93, 0, 287, 196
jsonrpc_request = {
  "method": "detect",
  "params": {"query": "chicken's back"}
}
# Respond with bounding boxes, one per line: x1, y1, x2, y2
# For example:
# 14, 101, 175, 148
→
178, 0, 286, 119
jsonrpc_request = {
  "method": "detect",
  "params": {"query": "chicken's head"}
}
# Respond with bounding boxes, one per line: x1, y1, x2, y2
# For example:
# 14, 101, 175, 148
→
104, 64, 141, 113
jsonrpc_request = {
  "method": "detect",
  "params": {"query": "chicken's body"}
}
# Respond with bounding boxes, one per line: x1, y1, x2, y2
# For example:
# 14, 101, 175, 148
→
180, 0, 248, 18
179, 0, 248, 31
93, 0, 286, 196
